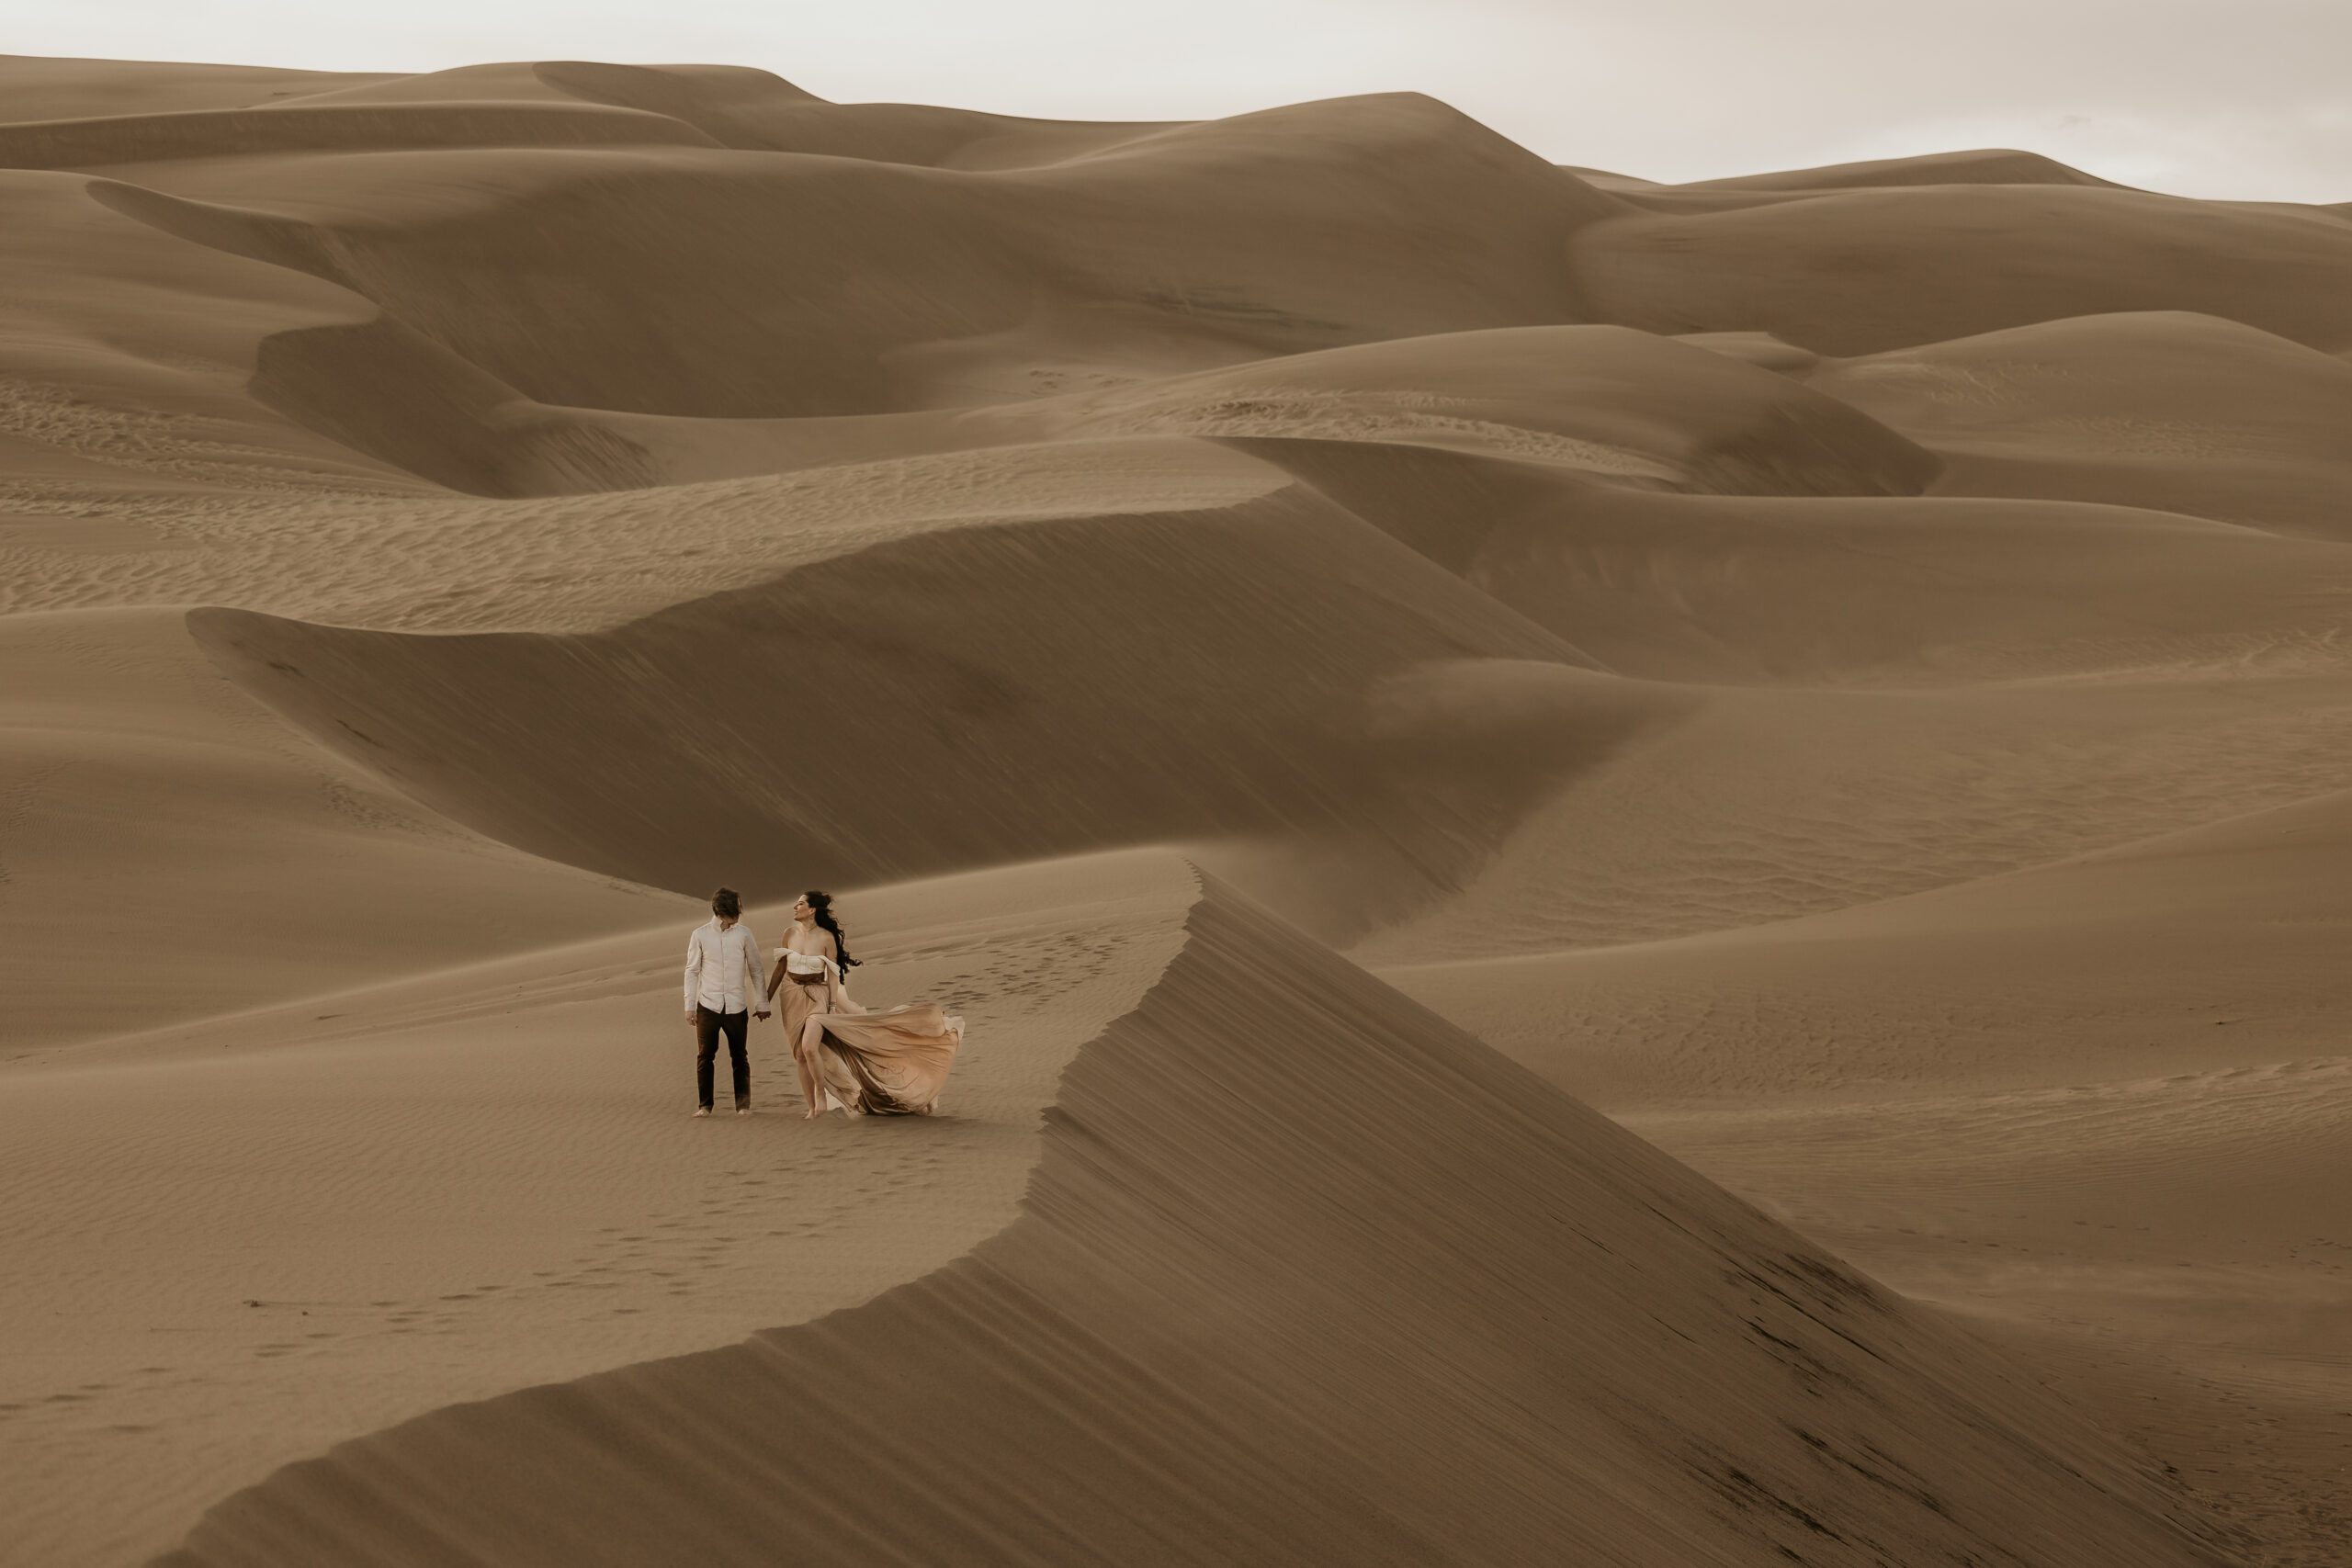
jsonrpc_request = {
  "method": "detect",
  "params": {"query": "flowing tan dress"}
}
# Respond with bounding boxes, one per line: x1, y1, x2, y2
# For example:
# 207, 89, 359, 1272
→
774, 950, 962, 1116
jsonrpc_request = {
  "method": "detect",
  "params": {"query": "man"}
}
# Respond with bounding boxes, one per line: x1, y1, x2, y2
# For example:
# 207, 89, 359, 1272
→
684, 887, 769, 1116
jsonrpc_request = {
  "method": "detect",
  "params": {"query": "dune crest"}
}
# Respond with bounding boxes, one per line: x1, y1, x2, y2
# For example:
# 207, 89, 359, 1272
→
158, 872, 2233, 1568
1679, 147, 2127, 193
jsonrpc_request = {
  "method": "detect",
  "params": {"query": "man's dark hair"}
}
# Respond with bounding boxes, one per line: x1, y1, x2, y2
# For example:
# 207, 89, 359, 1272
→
711, 887, 741, 919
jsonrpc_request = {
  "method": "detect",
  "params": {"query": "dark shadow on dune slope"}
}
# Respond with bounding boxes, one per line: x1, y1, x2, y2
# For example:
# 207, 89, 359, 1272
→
245, 318, 658, 497
155, 874, 2238, 1568
188, 491, 1681, 913
1213, 438, 1567, 571
1212, 436, 2352, 684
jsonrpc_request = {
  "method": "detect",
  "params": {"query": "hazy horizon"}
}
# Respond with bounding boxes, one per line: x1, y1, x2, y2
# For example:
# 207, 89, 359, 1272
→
15, 0, 2347, 202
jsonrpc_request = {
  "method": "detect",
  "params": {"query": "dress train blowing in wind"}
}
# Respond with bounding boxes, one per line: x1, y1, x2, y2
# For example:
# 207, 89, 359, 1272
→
768, 891, 963, 1118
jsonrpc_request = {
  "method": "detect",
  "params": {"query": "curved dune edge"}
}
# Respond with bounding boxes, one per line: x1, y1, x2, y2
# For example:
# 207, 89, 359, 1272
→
179, 492, 1688, 942
0, 848, 1197, 1568
158, 871, 2234, 1567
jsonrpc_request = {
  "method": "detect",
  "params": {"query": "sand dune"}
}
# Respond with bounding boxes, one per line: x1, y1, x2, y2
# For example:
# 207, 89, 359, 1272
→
2, 851, 1195, 1566
1385, 787, 2352, 1102
5, 436, 1299, 631
999, 323, 1934, 489
0, 605, 672, 1050
1678, 147, 2127, 194
0, 170, 422, 495
228, 60, 1179, 171
184, 480, 1679, 923
112, 311, 1936, 502
1351, 669, 2352, 964
82, 95, 1614, 423
0, 56, 1173, 175
155, 869, 2233, 1568
1574, 184, 2352, 355
534, 61, 1183, 169
7, 47, 2352, 1568
1383, 793, 2352, 1557
0, 102, 721, 172
1813, 310, 2352, 537
1230, 438, 2352, 683
1473, 490, 2352, 682
0, 56, 393, 124
244, 316, 1939, 500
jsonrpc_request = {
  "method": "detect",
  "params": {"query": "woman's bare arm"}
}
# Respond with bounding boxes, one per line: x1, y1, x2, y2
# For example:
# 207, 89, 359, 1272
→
826, 966, 869, 1015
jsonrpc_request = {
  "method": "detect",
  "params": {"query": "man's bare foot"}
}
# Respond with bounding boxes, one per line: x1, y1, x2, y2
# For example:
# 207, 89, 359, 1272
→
692, 1106, 712, 1118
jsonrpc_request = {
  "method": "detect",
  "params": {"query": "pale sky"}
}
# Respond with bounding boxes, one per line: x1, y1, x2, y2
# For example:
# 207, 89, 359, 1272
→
12, 0, 2348, 201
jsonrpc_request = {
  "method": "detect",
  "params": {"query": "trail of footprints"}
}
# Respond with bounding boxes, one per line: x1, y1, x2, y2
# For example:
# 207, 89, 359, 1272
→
910, 927, 1128, 1023
2, 922, 1133, 1431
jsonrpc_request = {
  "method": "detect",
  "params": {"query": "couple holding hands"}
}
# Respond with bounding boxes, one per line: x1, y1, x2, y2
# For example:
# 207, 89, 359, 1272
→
684, 887, 962, 1119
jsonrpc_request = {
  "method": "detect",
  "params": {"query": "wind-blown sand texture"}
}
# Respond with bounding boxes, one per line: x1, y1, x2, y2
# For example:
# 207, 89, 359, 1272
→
3, 51, 2346, 1568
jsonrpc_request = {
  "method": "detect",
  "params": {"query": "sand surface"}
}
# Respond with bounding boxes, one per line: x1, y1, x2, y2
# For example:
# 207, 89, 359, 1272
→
3, 51, 2346, 1567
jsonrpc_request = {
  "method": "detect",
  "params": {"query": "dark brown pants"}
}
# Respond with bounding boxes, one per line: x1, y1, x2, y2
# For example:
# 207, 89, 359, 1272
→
695, 1006, 750, 1110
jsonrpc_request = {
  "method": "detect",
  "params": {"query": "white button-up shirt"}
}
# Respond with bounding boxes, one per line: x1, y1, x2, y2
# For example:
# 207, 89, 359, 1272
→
684, 918, 764, 1014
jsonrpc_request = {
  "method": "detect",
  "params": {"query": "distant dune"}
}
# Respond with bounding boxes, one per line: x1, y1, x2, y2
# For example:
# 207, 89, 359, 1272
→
3, 51, 2347, 1568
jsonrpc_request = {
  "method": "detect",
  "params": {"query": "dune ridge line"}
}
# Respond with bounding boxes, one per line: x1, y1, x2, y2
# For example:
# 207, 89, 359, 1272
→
157, 868, 2233, 1568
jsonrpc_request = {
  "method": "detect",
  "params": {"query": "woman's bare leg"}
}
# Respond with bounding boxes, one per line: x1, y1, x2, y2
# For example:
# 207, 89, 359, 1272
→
776, 987, 821, 1117
797, 1015, 831, 1118
789, 1019, 820, 1113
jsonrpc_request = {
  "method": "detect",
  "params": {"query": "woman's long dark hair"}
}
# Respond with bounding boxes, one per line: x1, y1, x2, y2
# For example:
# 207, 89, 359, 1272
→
804, 890, 857, 971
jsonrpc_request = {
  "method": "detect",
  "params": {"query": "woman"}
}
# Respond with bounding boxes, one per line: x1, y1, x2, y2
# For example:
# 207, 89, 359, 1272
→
765, 890, 963, 1119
